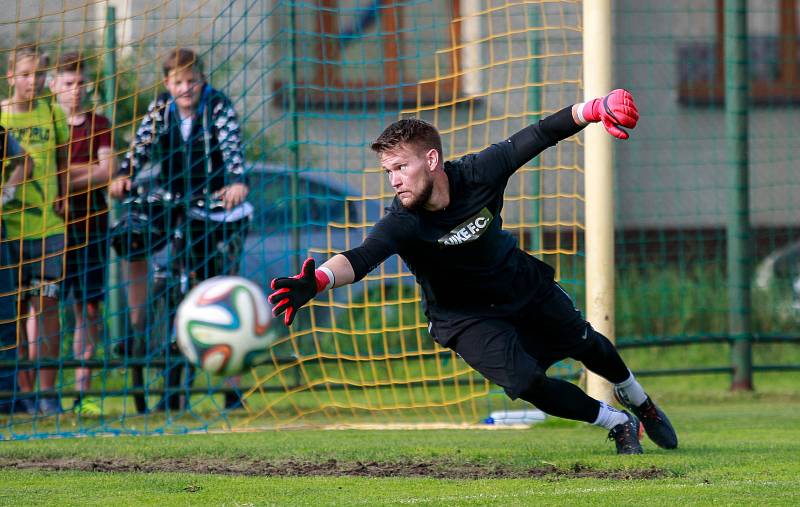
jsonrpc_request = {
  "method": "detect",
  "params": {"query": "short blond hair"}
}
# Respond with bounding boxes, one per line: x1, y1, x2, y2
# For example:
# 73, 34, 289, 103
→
162, 48, 204, 77
7, 42, 48, 72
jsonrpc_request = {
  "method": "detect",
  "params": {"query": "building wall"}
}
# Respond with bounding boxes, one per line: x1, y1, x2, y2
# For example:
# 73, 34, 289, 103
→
615, 0, 800, 228
2, 0, 797, 230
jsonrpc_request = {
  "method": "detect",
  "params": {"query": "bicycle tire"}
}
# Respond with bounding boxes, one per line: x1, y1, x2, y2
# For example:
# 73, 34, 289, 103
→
129, 275, 172, 414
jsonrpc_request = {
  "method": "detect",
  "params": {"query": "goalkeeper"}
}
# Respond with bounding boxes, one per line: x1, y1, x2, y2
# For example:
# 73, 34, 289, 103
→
268, 90, 677, 455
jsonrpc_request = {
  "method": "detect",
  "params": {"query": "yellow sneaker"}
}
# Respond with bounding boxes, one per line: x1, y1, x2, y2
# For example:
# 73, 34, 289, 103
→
73, 397, 102, 416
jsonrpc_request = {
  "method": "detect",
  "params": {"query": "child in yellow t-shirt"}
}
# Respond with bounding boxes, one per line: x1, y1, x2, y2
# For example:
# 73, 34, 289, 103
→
1, 43, 69, 415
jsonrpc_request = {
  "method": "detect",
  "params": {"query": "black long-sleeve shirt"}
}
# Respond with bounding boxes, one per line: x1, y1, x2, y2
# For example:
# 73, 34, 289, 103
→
342, 106, 584, 342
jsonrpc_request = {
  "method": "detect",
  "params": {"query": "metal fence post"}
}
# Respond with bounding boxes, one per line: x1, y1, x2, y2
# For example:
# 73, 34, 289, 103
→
102, 6, 123, 344
724, 0, 753, 391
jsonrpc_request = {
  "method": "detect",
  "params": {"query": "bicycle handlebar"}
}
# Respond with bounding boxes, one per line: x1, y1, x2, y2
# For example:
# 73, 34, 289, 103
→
120, 185, 227, 213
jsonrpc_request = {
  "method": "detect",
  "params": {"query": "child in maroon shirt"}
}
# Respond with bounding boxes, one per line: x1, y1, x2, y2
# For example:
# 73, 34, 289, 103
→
50, 52, 115, 415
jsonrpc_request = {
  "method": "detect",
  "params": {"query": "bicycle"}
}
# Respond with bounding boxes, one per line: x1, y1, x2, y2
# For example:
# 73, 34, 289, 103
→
111, 183, 252, 414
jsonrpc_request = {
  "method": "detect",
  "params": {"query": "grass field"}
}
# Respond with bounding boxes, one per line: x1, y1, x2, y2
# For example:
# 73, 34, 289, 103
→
1, 372, 798, 506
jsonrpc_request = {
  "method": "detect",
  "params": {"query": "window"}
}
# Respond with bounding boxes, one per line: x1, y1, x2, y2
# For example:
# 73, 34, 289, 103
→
677, 0, 800, 105
273, 0, 459, 108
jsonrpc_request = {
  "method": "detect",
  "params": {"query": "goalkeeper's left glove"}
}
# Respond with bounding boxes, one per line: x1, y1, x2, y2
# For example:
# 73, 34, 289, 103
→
268, 258, 334, 326
578, 88, 639, 140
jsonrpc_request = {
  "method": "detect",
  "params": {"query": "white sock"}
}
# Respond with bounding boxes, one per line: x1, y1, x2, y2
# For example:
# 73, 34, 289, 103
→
593, 401, 629, 430
614, 370, 648, 407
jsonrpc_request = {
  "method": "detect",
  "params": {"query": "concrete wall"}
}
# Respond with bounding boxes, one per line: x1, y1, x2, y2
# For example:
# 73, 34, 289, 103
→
615, 0, 800, 228
3, 0, 797, 230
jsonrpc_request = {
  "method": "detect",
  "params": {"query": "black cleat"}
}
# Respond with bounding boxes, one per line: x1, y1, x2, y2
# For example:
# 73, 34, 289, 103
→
608, 411, 643, 455
614, 389, 678, 450
224, 392, 244, 410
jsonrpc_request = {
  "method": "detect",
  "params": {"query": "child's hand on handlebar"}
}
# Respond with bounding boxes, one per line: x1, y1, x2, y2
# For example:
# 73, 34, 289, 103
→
214, 183, 249, 209
110, 177, 132, 199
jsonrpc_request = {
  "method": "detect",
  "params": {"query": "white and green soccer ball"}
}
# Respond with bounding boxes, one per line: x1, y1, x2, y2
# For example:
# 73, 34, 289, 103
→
176, 276, 274, 376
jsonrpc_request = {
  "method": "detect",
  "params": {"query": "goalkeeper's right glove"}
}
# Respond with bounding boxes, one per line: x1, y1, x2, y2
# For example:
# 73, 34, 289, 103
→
578, 88, 639, 140
268, 258, 334, 326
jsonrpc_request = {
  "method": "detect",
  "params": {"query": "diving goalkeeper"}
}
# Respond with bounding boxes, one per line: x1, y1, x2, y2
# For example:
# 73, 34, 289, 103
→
268, 90, 677, 455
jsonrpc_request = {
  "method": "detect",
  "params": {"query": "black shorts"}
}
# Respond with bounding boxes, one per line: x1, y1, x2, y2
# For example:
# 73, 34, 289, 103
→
429, 282, 594, 399
64, 228, 109, 303
0, 222, 19, 347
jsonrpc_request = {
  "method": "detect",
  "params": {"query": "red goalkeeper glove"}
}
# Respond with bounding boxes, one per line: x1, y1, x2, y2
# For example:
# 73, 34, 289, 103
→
268, 258, 334, 326
579, 88, 639, 140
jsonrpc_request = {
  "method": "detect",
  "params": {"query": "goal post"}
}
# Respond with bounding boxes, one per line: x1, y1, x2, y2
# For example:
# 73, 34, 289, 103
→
583, 0, 615, 403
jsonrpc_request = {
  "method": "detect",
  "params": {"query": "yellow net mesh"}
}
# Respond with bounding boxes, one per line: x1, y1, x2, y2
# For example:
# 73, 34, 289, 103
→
0, 0, 583, 436
241, 0, 583, 429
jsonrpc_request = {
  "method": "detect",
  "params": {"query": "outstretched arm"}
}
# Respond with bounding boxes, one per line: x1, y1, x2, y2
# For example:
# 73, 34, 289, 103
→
267, 215, 403, 326
320, 254, 356, 288
490, 89, 640, 176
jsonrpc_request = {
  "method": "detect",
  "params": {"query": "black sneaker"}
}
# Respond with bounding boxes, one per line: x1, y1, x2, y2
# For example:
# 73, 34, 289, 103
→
152, 395, 183, 413
614, 389, 678, 450
38, 398, 63, 416
224, 392, 244, 410
608, 411, 643, 455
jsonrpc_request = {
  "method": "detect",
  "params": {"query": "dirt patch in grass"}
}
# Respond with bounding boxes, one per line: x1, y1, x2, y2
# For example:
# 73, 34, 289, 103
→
0, 457, 668, 480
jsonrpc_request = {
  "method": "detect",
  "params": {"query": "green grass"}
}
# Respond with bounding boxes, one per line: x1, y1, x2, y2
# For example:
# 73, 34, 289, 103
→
43, 260, 799, 434
4, 342, 796, 438
1, 373, 799, 506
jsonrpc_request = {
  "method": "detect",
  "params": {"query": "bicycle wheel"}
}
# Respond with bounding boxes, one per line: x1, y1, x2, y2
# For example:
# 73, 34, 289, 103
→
150, 270, 196, 413
130, 270, 173, 414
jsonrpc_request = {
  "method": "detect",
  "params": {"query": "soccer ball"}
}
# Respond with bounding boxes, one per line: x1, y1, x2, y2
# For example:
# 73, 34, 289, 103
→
175, 276, 273, 376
